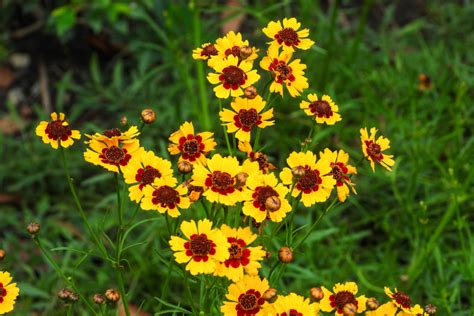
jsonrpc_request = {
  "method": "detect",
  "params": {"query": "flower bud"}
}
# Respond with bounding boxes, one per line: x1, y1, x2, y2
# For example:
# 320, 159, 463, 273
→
265, 196, 281, 212
278, 246, 293, 263
425, 304, 437, 315
366, 297, 379, 310
105, 288, 120, 304
244, 86, 258, 99
263, 288, 277, 303
93, 294, 106, 305
291, 166, 305, 178
235, 172, 249, 188
343, 303, 357, 316
141, 108, 156, 124
310, 287, 324, 301
0, 249, 5, 261
178, 161, 193, 174
27, 222, 40, 236
57, 288, 78, 303
120, 116, 127, 125
239, 45, 253, 59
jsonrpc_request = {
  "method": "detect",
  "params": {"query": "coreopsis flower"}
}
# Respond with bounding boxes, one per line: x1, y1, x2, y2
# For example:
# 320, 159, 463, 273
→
191, 154, 246, 206
214, 225, 266, 282
207, 55, 260, 99
168, 121, 217, 165
238, 141, 276, 174
300, 94, 342, 125
169, 219, 228, 275
219, 96, 274, 143
360, 127, 395, 171
183, 179, 204, 202
208, 31, 259, 67
320, 282, 367, 315
280, 151, 336, 207
384, 287, 425, 315
270, 293, 319, 316
35, 112, 81, 149
220, 275, 271, 316
260, 45, 308, 97
141, 179, 190, 218
192, 42, 218, 60
417, 73, 432, 91
262, 18, 314, 53
122, 150, 176, 202
87, 126, 139, 142
0, 271, 20, 314
242, 173, 291, 223
319, 149, 357, 202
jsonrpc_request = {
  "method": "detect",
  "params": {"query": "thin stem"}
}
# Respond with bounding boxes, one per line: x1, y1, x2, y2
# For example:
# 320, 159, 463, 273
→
184, 273, 197, 314
218, 99, 233, 155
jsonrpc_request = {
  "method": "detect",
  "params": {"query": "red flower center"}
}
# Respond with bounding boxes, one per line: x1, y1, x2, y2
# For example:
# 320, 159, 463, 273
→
365, 140, 383, 162
309, 100, 333, 118
392, 291, 412, 309
224, 237, 251, 268
329, 291, 358, 312
0, 282, 7, 303
219, 65, 247, 90
178, 134, 204, 162
100, 146, 131, 166
280, 310, 303, 316
236, 289, 264, 314
252, 186, 279, 211
136, 166, 162, 189
275, 28, 300, 47
296, 167, 322, 193
234, 109, 262, 132
45, 120, 72, 141
225, 45, 241, 58
269, 59, 295, 84
205, 171, 235, 195
250, 152, 272, 173
201, 44, 218, 57
330, 163, 349, 186
102, 128, 121, 137
184, 234, 216, 262
152, 186, 180, 209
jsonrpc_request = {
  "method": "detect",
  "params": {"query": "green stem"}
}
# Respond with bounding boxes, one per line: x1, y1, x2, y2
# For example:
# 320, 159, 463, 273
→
218, 99, 233, 155
184, 273, 197, 314
34, 237, 97, 314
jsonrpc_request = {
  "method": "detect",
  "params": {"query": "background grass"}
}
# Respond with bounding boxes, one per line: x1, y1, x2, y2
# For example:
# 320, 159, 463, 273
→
1, 0, 473, 315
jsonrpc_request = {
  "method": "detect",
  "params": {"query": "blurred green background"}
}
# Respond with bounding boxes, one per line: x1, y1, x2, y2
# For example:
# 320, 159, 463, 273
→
0, 0, 473, 315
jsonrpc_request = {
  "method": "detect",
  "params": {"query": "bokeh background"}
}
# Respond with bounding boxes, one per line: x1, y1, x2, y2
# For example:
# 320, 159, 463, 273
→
1, 0, 473, 315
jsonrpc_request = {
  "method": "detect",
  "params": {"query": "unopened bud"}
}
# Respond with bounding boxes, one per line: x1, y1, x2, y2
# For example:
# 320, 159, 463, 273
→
0, 249, 5, 261
178, 161, 193, 174
141, 108, 156, 124
105, 288, 120, 304
57, 288, 78, 303
240, 45, 253, 59
310, 287, 324, 301
244, 86, 258, 99
93, 294, 106, 305
366, 297, 379, 310
120, 116, 127, 125
425, 304, 437, 314
291, 166, 305, 178
343, 303, 357, 316
235, 172, 249, 188
263, 288, 277, 303
27, 222, 40, 236
278, 246, 293, 263
265, 196, 281, 212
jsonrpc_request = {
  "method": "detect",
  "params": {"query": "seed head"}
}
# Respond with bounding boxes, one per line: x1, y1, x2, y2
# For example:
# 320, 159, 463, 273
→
366, 297, 379, 310
239, 45, 253, 59
310, 287, 324, 301
141, 108, 156, 124
265, 196, 281, 212
105, 288, 121, 304
263, 288, 277, 303
27, 222, 40, 236
235, 172, 249, 188
178, 161, 193, 174
93, 294, 106, 305
278, 246, 293, 263
0, 249, 5, 261
425, 304, 437, 314
343, 303, 357, 316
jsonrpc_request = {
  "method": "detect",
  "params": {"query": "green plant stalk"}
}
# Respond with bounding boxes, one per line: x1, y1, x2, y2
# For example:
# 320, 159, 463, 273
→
253, 90, 276, 150
184, 272, 197, 314
218, 99, 233, 155
157, 257, 174, 312
59, 148, 107, 257
34, 237, 97, 314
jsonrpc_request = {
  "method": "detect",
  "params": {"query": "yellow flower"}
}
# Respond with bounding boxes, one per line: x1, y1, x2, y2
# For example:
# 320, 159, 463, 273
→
122, 150, 176, 203
270, 292, 319, 316
219, 96, 274, 143
300, 94, 342, 125
168, 121, 217, 165
384, 287, 424, 315
214, 225, 266, 282
262, 18, 315, 53
0, 271, 20, 315
320, 282, 367, 315
365, 302, 398, 316
191, 154, 245, 206
192, 42, 218, 60
260, 45, 308, 97
360, 127, 395, 171
86, 126, 139, 142
238, 141, 276, 174
207, 55, 260, 99
84, 136, 142, 173
242, 173, 291, 223
319, 149, 357, 202
169, 219, 228, 275
280, 151, 335, 207
141, 178, 190, 218
35, 112, 81, 149
220, 275, 271, 316
208, 31, 259, 67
